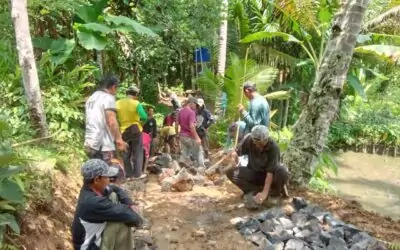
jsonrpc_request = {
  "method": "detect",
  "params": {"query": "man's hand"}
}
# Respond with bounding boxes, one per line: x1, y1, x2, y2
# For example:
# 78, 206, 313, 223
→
130, 204, 141, 214
116, 139, 128, 152
195, 137, 202, 145
254, 191, 268, 204
238, 104, 244, 113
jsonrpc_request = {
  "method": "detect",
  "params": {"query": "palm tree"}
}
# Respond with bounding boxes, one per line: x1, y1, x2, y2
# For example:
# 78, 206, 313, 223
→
281, 0, 371, 185
217, 0, 229, 77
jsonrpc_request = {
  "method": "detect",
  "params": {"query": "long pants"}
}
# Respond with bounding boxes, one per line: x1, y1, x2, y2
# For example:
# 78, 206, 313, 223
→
179, 136, 205, 168
85, 146, 115, 165
100, 192, 134, 250
226, 164, 289, 196
200, 134, 210, 158
122, 124, 143, 178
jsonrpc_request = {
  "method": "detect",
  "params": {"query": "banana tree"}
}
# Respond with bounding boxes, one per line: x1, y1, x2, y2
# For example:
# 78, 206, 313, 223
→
0, 120, 25, 246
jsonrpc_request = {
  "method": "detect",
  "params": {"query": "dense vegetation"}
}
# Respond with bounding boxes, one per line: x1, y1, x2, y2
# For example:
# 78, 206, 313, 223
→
0, 0, 400, 248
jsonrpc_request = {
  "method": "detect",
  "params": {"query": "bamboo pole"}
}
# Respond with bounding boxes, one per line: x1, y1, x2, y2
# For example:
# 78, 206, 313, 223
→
233, 47, 250, 148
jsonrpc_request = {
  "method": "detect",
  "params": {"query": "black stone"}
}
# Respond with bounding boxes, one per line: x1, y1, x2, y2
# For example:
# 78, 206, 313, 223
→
245, 231, 269, 247
343, 224, 362, 242
291, 212, 310, 228
311, 212, 331, 224
284, 239, 305, 250
292, 197, 307, 210
278, 217, 294, 229
260, 219, 284, 235
305, 218, 322, 233
319, 231, 332, 245
237, 218, 261, 236
292, 227, 301, 235
265, 242, 284, 250
255, 208, 286, 222
324, 214, 345, 228
294, 229, 312, 239
329, 227, 344, 239
327, 236, 348, 250
299, 204, 325, 215
267, 230, 294, 243
348, 232, 378, 250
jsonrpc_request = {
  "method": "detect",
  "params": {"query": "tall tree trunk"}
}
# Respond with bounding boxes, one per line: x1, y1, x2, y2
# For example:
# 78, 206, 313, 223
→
282, 0, 370, 185
11, 0, 49, 137
217, 0, 228, 77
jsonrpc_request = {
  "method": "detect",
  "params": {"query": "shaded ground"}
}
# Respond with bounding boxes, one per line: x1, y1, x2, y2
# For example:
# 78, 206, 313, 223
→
331, 151, 400, 220
14, 154, 400, 249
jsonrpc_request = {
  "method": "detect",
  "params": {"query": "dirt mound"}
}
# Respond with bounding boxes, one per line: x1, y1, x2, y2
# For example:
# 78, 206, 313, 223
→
17, 168, 82, 250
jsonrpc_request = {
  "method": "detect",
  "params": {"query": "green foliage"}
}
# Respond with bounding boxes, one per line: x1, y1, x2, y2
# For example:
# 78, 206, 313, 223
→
309, 149, 338, 193
0, 120, 26, 247
223, 53, 279, 119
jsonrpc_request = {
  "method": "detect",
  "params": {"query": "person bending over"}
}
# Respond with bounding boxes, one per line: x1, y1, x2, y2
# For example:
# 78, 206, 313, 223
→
226, 125, 289, 206
71, 159, 143, 250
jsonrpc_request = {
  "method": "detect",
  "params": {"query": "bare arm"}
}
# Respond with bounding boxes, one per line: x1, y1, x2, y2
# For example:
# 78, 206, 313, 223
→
190, 123, 201, 141
106, 110, 122, 141
262, 173, 273, 195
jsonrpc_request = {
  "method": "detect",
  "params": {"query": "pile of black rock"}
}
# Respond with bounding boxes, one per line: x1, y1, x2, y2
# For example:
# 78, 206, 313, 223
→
235, 197, 387, 250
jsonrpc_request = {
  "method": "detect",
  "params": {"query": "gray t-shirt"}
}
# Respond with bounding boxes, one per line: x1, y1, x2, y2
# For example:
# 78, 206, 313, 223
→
84, 90, 116, 151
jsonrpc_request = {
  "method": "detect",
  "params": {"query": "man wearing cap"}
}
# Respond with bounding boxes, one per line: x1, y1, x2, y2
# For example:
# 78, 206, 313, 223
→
84, 74, 127, 164
176, 97, 205, 170
116, 86, 148, 179
71, 159, 143, 250
196, 98, 215, 159
239, 81, 270, 133
226, 125, 289, 207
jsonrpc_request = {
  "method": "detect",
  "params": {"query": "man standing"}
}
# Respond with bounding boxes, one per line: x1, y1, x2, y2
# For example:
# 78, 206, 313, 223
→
238, 82, 270, 133
176, 97, 205, 170
196, 98, 215, 159
116, 86, 147, 179
143, 107, 157, 156
226, 125, 289, 207
84, 74, 126, 165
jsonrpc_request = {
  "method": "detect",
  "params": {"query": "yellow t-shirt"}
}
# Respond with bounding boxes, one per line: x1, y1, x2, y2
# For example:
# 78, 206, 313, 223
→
116, 98, 142, 133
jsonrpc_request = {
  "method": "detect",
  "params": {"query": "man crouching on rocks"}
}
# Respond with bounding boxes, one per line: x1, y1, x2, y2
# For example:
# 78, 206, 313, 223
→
71, 159, 144, 250
226, 125, 289, 208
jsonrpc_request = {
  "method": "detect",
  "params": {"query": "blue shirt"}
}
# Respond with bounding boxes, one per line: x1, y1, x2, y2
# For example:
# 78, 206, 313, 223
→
241, 94, 270, 133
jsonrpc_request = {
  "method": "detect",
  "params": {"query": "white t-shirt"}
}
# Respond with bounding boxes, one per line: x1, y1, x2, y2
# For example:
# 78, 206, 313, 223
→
84, 90, 116, 151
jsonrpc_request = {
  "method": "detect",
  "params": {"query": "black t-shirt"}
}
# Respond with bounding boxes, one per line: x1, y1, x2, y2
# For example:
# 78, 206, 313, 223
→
143, 118, 157, 138
236, 134, 280, 173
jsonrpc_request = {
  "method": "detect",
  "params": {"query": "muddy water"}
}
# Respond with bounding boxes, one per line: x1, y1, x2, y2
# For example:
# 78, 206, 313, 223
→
331, 151, 400, 220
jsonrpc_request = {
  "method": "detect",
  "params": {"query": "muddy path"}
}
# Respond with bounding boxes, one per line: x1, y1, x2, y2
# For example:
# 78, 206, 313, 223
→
331, 152, 400, 220
15, 158, 400, 249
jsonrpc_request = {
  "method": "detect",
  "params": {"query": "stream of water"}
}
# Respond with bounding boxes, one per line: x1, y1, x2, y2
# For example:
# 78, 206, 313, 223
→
330, 152, 400, 220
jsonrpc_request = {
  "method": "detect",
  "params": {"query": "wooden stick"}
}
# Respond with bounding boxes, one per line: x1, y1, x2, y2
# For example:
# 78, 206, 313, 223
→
205, 155, 227, 175
233, 47, 250, 148
12, 129, 62, 148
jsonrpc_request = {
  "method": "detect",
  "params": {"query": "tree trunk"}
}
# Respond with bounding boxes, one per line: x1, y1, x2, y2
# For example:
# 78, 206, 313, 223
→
11, 0, 49, 137
282, 0, 370, 185
216, 0, 228, 77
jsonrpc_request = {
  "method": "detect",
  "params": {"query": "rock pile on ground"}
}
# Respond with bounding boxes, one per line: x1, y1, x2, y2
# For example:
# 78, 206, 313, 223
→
148, 154, 214, 192
235, 197, 387, 250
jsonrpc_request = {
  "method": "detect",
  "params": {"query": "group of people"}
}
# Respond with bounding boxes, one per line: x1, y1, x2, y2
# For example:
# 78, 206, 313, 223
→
71, 75, 290, 249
